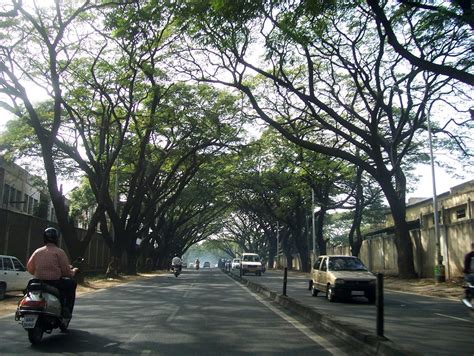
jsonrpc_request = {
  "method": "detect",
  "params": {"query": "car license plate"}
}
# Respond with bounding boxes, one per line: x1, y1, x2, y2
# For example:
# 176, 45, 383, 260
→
351, 291, 365, 296
22, 315, 38, 329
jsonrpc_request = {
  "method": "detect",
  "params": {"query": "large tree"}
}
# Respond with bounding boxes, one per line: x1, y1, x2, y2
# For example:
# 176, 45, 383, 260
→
176, 0, 472, 277
366, 0, 473, 86
0, 0, 118, 260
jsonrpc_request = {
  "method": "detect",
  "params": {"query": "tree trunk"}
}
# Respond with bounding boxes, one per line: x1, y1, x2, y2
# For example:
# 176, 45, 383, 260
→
293, 229, 309, 272
349, 169, 364, 257
125, 237, 138, 275
106, 246, 122, 279
379, 174, 417, 278
267, 231, 277, 269
316, 210, 327, 255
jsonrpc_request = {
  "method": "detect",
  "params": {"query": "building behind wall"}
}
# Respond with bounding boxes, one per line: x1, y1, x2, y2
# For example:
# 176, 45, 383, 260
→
0, 156, 109, 270
403, 180, 474, 279
0, 156, 57, 222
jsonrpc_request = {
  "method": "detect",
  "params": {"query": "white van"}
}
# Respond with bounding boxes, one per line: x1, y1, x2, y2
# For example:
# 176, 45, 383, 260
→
0, 255, 33, 300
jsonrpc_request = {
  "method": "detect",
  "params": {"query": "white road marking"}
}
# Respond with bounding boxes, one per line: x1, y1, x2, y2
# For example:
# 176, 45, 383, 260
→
434, 313, 473, 323
166, 306, 180, 323
183, 283, 194, 298
387, 289, 458, 301
227, 275, 347, 355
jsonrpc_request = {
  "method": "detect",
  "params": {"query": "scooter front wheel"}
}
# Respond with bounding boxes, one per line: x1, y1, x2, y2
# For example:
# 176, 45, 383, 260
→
28, 325, 43, 345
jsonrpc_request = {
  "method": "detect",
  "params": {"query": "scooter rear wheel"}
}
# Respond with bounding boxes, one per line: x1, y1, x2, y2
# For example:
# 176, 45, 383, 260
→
28, 325, 43, 345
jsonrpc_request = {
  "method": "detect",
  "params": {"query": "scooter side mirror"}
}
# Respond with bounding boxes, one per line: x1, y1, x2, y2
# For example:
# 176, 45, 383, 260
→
72, 257, 85, 265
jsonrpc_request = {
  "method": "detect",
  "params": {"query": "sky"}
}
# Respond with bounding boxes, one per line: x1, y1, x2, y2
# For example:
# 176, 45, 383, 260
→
409, 165, 470, 199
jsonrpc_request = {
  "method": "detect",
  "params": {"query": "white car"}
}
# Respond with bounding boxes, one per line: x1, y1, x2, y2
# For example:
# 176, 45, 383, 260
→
0, 255, 33, 300
231, 258, 241, 269
241, 253, 263, 276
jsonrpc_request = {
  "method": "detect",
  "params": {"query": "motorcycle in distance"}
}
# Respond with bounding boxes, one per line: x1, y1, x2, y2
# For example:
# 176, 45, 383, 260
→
171, 264, 181, 277
195, 260, 200, 270
15, 257, 84, 345
461, 274, 473, 311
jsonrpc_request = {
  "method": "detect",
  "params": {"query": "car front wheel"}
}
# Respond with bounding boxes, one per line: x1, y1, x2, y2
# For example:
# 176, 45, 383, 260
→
311, 285, 319, 297
326, 285, 336, 302
366, 291, 376, 304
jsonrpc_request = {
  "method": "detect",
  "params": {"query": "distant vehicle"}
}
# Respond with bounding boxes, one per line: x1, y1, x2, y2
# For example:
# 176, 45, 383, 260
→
231, 258, 241, 269
241, 253, 263, 276
203, 261, 211, 268
310, 255, 376, 303
0, 255, 33, 300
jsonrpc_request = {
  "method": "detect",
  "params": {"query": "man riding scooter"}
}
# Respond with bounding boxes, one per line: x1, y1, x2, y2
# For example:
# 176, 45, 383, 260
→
27, 227, 78, 318
171, 255, 182, 274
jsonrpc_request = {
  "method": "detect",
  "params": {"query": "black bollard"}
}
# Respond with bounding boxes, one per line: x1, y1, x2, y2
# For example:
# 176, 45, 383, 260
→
376, 273, 384, 338
283, 267, 288, 296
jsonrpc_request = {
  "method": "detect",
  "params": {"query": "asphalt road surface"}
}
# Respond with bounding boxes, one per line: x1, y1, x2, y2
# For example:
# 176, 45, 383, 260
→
237, 269, 473, 356
1, 268, 364, 355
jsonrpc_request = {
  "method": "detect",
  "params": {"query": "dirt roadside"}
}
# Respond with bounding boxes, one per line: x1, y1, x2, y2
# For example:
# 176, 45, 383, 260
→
1, 272, 465, 317
0, 272, 165, 317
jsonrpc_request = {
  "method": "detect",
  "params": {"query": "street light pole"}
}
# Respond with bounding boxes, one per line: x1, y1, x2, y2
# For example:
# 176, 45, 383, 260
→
427, 112, 445, 283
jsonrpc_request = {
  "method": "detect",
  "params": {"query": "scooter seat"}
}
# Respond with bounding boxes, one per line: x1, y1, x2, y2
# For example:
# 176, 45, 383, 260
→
26, 279, 61, 298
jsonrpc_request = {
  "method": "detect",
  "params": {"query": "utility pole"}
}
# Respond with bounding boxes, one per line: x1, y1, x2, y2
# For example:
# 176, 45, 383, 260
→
427, 112, 445, 283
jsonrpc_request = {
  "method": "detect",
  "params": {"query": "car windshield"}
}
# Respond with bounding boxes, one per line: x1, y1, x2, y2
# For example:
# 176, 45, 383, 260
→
243, 255, 260, 262
328, 257, 367, 271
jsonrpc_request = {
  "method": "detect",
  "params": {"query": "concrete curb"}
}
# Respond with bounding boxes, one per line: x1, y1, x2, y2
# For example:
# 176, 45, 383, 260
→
226, 270, 418, 356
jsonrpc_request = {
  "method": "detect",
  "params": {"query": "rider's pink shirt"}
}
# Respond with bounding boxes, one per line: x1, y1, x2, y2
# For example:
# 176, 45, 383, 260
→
27, 243, 73, 281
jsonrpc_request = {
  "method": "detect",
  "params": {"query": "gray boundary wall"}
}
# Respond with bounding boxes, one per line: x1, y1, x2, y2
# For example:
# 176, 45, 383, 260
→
0, 208, 109, 270
326, 217, 473, 278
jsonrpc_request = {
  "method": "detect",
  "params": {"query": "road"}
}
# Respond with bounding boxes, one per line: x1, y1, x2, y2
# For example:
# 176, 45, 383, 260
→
1, 268, 363, 355
236, 269, 473, 356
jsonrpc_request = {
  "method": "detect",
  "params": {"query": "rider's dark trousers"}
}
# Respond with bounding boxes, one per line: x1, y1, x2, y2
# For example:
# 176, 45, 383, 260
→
44, 278, 77, 313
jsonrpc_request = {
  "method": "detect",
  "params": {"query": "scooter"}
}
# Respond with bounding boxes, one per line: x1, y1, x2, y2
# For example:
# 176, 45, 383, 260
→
461, 275, 473, 311
15, 258, 83, 344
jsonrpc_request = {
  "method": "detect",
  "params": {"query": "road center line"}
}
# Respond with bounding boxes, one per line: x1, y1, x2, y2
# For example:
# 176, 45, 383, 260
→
227, 274, 347, 355
434, 313, 473, 323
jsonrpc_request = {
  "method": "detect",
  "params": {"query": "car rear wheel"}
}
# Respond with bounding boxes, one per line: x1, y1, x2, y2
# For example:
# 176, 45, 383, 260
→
326, 285, 336, 302
0, 283, 6, 300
